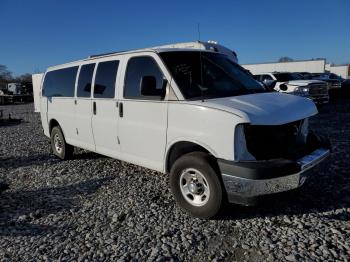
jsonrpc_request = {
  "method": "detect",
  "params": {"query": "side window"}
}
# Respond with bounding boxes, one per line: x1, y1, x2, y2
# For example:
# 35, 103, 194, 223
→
43, 66, 78, 97
253, 75, 261, 81
77, 63, 95, 97
94, 60, 119, 98
262, 74, 273, 81
124, 56, 164, 99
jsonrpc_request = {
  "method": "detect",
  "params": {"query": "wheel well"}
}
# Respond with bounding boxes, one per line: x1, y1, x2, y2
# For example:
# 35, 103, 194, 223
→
49, 119, 59, 134
166, 141, 211, 173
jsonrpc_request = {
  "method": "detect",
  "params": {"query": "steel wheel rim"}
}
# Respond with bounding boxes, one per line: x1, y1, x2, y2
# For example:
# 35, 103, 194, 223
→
179, 168, 210, 207
53, 133, 63, 154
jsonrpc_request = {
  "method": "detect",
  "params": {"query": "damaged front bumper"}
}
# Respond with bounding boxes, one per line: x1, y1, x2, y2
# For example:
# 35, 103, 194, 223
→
218, 148, 330, 205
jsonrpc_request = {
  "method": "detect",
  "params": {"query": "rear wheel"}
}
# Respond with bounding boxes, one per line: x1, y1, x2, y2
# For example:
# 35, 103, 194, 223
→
50, 126, 73, 160
170, 152, 223, 219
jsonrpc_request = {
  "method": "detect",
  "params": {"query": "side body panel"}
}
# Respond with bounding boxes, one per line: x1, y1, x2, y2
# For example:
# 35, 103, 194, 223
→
47, 97, 76, 144
91, 98, 120, 157
74, 97, 95, 151
166, 103, 245, 163
118, 100, 168, 171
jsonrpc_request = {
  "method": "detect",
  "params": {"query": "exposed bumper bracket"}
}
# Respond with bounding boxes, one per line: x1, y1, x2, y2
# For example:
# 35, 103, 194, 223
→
219, 148, 330, 204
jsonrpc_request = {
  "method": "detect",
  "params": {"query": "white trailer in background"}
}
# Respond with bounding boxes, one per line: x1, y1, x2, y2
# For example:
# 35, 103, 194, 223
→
326, 64, 350, 79
242, 59, 326, 75
32, 73, 44, 112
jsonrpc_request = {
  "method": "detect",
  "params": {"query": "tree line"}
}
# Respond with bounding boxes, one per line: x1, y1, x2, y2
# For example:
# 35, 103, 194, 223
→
0, 64, 32, 88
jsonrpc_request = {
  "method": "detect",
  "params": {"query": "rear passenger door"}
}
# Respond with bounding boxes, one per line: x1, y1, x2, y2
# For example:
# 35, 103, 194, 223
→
74, 63, 95, 151
44, 66, 78, 145
91, 59, 121, 157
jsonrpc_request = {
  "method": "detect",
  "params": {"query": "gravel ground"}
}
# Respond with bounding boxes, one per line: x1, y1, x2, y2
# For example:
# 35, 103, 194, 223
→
0, 100, 350, 261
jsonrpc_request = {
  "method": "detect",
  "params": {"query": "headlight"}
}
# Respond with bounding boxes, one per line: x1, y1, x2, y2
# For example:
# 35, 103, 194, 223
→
295, 86, 309, 96
296, 86, 309, 92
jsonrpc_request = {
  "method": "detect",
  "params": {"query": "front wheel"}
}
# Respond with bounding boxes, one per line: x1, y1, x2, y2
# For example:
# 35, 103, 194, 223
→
169, 152, 224, 219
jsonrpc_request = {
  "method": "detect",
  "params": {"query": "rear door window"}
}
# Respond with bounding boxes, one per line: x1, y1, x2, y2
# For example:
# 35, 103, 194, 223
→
94, 60, 119, 98
43, 66, 78, 97
77, 64, 95, 97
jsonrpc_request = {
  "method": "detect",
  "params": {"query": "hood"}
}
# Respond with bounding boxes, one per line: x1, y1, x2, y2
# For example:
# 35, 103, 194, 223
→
286, 79, 324, 86
190, 92, 318, 125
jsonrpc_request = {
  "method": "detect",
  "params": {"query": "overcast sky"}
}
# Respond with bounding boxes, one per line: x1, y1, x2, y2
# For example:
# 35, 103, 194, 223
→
1, 0, 349, 76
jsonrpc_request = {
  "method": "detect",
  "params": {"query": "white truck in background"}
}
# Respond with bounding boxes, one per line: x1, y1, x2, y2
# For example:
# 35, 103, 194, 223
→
254, 72, 329, 104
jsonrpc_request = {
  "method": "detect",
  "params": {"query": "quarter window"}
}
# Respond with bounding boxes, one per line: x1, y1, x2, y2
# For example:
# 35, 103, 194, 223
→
124, 56, 164, 99
94, 60, 119, 98
43, 66, 78, 97
77, 63, 95, 97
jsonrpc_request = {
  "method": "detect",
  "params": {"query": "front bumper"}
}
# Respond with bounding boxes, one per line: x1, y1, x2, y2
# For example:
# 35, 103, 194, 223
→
219, 148, 330, 205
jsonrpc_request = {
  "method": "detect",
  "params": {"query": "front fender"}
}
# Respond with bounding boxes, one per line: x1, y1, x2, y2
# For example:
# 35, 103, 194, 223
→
167, 102, 247, 162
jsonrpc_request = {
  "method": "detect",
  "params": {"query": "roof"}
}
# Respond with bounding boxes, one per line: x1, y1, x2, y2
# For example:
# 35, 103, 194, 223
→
47, 48, 214, 71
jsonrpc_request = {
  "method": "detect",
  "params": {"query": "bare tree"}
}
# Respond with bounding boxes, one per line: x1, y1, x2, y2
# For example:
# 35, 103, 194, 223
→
16, 73, 32, 83
0, 64, 13, 89
0, 64, 13, 81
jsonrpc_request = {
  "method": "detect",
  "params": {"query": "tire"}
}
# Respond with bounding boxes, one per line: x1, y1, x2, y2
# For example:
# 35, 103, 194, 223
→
169, 152, 223, 219
50, 126, 73, 160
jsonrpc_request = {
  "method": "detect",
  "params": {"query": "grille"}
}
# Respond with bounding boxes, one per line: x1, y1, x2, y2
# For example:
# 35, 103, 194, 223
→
308, 84, 328, 96
331, 82, 341, 89
244, 120, 303, 160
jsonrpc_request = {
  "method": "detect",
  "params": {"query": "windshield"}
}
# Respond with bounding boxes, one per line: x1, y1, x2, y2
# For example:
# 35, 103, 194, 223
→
159, 51, 265, 100
273, 73, 302, 82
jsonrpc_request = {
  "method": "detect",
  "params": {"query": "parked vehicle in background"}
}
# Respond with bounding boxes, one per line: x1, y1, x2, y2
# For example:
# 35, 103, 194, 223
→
0, 83, 33, 105
34, 47, 330, 218
297, 72, 313, 80
311, 73, 342, 91
254, 72, 329, 104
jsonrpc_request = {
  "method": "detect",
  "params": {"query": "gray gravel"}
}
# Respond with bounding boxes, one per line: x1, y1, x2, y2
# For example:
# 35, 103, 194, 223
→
0, 101, 350, 261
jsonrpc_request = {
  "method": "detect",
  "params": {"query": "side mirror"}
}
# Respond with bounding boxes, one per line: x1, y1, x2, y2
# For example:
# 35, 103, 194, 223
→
140, 76, 166, 98
263, 80, 277, 90
279, 84, 288, 91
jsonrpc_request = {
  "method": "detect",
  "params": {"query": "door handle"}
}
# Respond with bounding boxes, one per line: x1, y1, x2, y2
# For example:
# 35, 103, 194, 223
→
119, 102, 123, 117
93, 101, 96, 115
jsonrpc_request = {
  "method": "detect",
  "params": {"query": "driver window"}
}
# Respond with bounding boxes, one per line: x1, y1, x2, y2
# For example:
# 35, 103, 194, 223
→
124, 56, 164, 99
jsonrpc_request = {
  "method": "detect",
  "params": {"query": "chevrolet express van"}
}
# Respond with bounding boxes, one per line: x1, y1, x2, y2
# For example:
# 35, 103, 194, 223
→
37, 48, 330, 218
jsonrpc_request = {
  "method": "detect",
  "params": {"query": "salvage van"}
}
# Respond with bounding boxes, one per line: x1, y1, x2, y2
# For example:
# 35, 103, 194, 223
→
35, 47, 330, 218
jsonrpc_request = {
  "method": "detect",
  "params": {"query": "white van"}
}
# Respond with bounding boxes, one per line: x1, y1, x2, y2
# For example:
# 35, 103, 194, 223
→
37, 48, 330, 218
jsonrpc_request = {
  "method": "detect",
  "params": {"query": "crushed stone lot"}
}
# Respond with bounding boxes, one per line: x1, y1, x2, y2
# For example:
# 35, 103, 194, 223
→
0, 100, 350, 261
